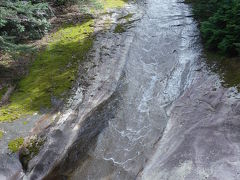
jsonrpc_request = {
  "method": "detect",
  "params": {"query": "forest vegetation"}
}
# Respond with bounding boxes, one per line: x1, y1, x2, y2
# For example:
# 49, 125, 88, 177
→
186, 0, 240, 57
0, 0, 51, 52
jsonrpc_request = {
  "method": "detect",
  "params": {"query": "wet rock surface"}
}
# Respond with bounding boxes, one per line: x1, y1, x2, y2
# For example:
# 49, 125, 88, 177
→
71, 0, 200, 179
71, 0, 240, 179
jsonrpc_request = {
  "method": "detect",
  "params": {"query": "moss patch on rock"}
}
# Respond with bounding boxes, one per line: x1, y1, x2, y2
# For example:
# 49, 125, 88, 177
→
0, 131, 3, 139
8, 137, 24, 153
89, 0, 128, 14
114, 24, 126, 33
101, 0, 127, 11
0, 19, 94, 122
20, 137, 45, 170
114, 13, 136, 34
118, 13, 134, 21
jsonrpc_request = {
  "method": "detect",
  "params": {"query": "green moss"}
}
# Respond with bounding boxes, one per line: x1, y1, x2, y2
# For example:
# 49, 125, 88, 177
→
118, 13, 134, 21
101, 0, 127, 11
114, 24, 126, 33
89, 0, 127, 13
8, 137, 24, 153
0, 87, 7, 100
0, 19, 94, 122
0, 131, 3, 139
114, 13, 136, 34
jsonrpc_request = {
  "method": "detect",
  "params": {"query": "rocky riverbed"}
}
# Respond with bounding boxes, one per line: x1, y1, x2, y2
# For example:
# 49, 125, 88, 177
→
71, 0, 240, 179
1, 0, 240, 179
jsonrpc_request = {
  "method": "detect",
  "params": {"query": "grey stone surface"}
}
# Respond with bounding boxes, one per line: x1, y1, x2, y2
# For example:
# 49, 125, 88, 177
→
0, 154, 24, 180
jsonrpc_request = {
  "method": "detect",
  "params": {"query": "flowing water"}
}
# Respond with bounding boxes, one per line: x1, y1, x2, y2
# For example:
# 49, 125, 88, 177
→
71, 0, 202, 179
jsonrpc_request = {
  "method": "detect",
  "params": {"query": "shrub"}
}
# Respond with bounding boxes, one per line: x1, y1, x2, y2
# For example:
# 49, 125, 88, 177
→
187, 0, 240, 56
0, 0, 51, 52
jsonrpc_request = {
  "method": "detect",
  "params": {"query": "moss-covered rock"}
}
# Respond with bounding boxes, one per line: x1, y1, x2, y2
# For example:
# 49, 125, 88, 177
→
101, 0, 127, 11
0, 131, 3, 139
118, 13, 134, 21
20, 137, 45, 170
114, 13, 136, 34
8, 137, 24, 153
114, 24, 126, 33
0, 19, 94, 122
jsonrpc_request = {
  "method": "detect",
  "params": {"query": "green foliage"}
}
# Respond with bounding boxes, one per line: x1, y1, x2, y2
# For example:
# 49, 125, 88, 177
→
187, 0, 240, 56
53, 0, 85, 6
0, 0, 51, 52
53, 0, 72, 5
8, 137, 24, 153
